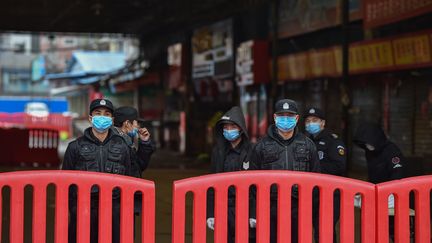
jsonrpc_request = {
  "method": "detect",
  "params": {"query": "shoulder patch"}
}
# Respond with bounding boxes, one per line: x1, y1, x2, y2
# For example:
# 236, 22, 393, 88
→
391, 157, 400, 164
337, 145, 345, 156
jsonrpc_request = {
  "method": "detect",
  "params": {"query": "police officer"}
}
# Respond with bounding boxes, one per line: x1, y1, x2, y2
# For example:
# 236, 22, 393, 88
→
250, 99, 320, 243
206, 106, 256, 243
113, 106, 155, 178
62, 99, 132, 243
113, 106, 156, 219
304, 107, 346, 243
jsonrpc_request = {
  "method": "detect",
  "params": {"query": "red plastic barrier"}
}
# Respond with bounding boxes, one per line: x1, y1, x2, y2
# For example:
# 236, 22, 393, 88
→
0, 113, 72, 135
0, 128, 60, 166
172, 171, 376, 243
0, 170, 155, 243
376, 176, 431, 243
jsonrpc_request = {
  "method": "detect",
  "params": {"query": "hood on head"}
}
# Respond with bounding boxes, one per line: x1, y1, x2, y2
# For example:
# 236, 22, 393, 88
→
353, 122, 388, 150
214, 106, 248, 143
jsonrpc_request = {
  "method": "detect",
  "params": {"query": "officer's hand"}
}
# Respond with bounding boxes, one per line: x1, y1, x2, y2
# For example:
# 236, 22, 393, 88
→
207, 218, 215, 230
138, 127, 150, 142
249, 218, 256, 228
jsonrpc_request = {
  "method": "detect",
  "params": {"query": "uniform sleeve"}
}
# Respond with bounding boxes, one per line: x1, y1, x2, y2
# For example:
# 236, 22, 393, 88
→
136, 140, 156, 172
308, 141, 321, 173
385, 148, 406, 180
123, 144, 133, 176
62, 142, 77, 170
322, 139, 347, 176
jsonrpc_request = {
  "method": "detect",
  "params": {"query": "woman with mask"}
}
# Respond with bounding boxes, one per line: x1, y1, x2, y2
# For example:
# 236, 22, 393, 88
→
62, 98, 132, 243
206, 106, 256, 243
250, 99, 320, 243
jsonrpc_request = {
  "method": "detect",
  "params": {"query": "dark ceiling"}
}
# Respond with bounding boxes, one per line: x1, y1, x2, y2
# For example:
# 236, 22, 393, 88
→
0, 0, 268, 37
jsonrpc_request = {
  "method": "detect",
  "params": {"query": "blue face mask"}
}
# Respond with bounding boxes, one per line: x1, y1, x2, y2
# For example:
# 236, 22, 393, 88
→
305, 122, 322, 135
91, 115, 113, 133
223, 129, 240, 141
127, 127, 138, 138
275, 116, 297, 132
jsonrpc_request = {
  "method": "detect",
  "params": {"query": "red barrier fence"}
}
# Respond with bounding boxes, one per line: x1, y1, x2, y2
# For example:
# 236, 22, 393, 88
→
376, 176, 431, 243
0, 113, 72, 135
172, 171, 376, 243
0, 170, 155, 243
0, 128, 60, 166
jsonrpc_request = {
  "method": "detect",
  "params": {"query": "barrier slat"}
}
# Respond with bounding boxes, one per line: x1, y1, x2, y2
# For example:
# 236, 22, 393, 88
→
415, 190, 430, 243
99, 186, 113, 243
395, 193, 410, 243
277, 183, 291, 243
142, 189, 156, 243
298, 184, 313, 243
340, 191, 355, 243
33, 184, 47, 243
193, 189, 207, 243
10, 185, 24, 243
235, 185, 249, 243
256, 183, 270, 243
55, 184, 69, 243
120, 188, 134, 243
319, 188, 334, 243
77, 185, 91, 243
214, 186, 228, 243
172, 187, 186, 243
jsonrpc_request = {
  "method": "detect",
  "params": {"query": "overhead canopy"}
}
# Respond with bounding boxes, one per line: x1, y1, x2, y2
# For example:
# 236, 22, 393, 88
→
44, 51, 126, 85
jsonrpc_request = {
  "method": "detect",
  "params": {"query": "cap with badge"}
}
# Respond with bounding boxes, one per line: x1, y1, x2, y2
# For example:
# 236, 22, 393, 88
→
89, 99, 114, 114
113, 106, 139, 126
304, 107, 325, 120
274, 99, 299, 114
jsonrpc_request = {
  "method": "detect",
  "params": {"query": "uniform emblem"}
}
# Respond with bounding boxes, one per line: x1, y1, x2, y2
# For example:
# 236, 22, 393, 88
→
391, 157, 400, 164
243, 161, 250, 170
221, 116, 230, 120
283, 103, 289, 110
318, 151, 324, 160
332, 134, 339, 139
309, 108, 315, 114
319, 141, 326, 145
337, 145, 345, 156
100, 99, 106, 105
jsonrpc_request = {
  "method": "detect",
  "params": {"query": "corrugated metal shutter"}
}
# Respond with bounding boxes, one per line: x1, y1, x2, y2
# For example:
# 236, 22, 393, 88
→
388, 79, 415, 156
414, 80, 432, 156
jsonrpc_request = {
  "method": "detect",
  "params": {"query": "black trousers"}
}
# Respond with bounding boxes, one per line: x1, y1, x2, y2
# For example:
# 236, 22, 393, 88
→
68, 197, 121, 243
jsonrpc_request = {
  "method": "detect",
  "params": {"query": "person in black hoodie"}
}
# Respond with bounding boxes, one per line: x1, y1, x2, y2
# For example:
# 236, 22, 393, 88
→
353, 122, 406, 184
62, 99, 132, 243
353, 122, 408, 240
250, 99, 320, 243
206, 106, 256, 243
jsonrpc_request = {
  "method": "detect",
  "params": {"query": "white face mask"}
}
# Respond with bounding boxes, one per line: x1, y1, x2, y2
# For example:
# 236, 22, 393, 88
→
365, 144, 375, 151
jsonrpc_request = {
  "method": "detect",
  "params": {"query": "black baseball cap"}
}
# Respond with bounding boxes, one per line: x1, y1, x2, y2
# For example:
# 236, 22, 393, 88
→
304, 107, 325, 120
274, 99, 299, 114
113, 106, 139, 127
89, 99, 114, 114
